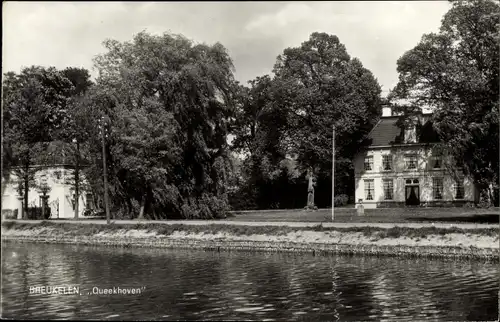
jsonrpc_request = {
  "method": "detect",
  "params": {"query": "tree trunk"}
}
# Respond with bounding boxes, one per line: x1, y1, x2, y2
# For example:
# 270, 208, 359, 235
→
488, 182, 494, 208
23, 164, 29, 220
138, 193, 146, 219
127, 198, 133, 217
74, 142, 80, 219
1, 172, 11, 198
41, 196, 46, 220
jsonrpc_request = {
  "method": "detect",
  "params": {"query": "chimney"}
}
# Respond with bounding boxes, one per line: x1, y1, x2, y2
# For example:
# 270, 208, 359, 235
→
382, 105, 392, 117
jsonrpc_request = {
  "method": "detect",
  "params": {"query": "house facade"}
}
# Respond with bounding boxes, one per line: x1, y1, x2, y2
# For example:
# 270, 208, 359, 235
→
2, 165, 95, 219
354, 107, 478, 209
1, 141, 96, 219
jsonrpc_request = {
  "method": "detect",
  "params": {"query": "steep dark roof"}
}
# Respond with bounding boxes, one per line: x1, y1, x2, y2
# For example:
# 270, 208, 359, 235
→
367, 117, 401, 146
366, 115, 440, 147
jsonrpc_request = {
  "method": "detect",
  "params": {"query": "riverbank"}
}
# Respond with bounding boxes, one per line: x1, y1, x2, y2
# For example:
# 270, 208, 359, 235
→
2, 221, 498, 260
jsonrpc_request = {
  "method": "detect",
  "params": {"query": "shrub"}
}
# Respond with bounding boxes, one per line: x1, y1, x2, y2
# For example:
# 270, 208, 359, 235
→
228, 187, 258, 210
1, 209, 16, 219
334, 194, 349, 207
180, 194, 229, 219
113, 208, 134, 219
477, 190, 494, 208
26, 207, 51, 220
385, 227, 402, 239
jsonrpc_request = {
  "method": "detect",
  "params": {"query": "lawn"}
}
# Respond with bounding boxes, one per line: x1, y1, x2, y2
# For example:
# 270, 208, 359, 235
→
228, 207, 500, 224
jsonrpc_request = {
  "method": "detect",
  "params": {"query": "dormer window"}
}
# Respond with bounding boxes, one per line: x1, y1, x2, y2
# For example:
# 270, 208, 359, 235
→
404, 125, 417, 143
364, 156, 373, 171
433, 157, 442, 169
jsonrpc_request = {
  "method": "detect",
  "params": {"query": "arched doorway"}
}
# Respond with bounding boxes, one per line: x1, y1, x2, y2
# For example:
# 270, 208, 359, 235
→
405, 178, 420, 206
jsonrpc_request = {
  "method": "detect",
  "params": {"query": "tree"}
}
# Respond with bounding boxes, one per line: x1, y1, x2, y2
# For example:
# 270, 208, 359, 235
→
231, 76, 288, 158
230, 76, 301, 209
273, 32, 381, 206
112, 99, 182, 219
92, 31, 238, 219
54, 68, 94, 219
390, 0, 499, 205
2, 66, 74, 218
229, 33, 381, 209
273, 32, 381, 174
61, 67, 93, 96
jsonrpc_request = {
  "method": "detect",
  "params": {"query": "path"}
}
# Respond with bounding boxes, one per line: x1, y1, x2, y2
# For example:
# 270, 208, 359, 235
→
4, 219, 498, 230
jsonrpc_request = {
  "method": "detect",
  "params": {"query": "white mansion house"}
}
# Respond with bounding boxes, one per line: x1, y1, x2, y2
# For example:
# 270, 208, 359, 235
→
354, 106, 478, 209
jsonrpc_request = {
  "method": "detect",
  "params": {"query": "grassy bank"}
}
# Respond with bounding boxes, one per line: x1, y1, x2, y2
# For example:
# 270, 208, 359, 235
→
229, 207, 500, 224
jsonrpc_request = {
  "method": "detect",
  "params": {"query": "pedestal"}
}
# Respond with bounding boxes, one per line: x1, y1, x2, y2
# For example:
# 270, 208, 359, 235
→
356, 199, 365, 216
41, 195, 49, 219
307, 191, 314, 208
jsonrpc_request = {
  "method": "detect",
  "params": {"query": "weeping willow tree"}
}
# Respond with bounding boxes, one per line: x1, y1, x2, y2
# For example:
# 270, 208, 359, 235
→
91, 31, 238, 219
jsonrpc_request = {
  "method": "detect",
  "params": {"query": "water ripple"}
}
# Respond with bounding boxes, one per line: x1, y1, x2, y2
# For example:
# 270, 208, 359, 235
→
1, 243, 498, 321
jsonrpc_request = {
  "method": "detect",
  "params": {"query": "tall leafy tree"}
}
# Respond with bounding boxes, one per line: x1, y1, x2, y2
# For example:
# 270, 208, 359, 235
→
92, 31, 238, 218
230, 33, 381, 209
55, 67, 94, 219
273, 32, 381, 204
112, 99, 182, 219
273, 33, 381, 176
390, 0, 499, 205
2, 66, 74, 217
230, 76, 301, 209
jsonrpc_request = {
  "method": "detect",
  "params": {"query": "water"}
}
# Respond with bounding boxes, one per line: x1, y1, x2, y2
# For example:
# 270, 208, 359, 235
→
1, 242, 498, 321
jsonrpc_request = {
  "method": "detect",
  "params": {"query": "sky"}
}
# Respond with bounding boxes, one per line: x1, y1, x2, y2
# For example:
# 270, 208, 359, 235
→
3, 1, 451, 96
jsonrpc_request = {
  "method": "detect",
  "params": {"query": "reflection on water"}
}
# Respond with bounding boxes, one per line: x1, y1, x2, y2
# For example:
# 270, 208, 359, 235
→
1, 242, 498, 321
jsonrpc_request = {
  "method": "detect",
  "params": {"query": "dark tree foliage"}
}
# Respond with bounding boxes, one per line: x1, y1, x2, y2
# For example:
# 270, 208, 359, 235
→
230, 32, 382, 209
91, 31, 238, 219
2, 66, 74, 217
390, 0, 499, 205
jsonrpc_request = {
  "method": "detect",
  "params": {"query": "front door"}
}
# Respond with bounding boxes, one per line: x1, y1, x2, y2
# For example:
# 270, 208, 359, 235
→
405, 186, 420, 206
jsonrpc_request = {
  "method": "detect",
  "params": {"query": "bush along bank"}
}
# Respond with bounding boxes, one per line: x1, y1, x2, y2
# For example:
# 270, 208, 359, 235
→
1, 221, 498, 260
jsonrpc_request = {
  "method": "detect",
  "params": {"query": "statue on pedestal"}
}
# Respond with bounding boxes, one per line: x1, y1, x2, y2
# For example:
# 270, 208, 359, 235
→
37, 175, 51, 220
304, 168, 318, 211
357, 199, 365, 216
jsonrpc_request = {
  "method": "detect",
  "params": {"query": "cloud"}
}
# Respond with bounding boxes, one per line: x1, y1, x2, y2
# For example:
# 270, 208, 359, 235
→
242, 1, 451, 93
3, 1, 451, 93
245, 3, 315, 31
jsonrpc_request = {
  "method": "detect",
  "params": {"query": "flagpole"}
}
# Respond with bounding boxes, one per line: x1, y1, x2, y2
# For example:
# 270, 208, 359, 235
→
332, 125, 335, 222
